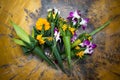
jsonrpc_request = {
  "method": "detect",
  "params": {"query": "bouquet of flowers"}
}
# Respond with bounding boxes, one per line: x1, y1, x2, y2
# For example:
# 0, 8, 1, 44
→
11, 8, 112, 73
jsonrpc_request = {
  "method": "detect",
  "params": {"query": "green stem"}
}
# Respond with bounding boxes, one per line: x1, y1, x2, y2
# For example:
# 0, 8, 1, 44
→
71, 39, 81, 48
51, 40, 65, 72
90, 19, 112, 36
51, 22, 55, 37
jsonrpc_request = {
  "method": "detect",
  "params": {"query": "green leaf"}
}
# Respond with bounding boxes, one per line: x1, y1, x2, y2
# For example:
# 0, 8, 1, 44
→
22, 47, 31, 55
51, 22, 55, 37
90, 19, 112, 36
51, 45, 65, 72
13, 38, 27, 46
33, 46, 57, 69
63, 36, 71, 69
10, 21, 31, 44
71, 39, 81, 48
31, 28, 35, 38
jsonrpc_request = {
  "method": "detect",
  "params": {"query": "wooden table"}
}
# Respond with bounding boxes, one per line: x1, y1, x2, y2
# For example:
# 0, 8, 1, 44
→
0, 0, 120, 80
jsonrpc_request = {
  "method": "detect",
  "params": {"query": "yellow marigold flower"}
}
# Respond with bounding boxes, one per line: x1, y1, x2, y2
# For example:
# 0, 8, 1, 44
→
40, 39, 45, 44
36, 18, 50, 31
47, 37, 53, 41
88, 36, 92, 40
36, 35, 45, 45
76, 51, 84, 58
62, 24, 67, 31
36, 35, 42, 40
75, 46, 80, 50
69, 27, 75, 35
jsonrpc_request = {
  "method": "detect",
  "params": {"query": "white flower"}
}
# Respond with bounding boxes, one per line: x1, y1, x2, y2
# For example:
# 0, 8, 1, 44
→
73, 11, 80, 19
47, 8, 52, 12
84, 48, 94, 54
54, 28, 61, 42
47, 8, 60, 15
80, 18, 87, 26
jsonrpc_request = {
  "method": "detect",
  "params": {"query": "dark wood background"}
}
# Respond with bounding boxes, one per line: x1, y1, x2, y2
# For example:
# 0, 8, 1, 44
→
0, 0, 120, 80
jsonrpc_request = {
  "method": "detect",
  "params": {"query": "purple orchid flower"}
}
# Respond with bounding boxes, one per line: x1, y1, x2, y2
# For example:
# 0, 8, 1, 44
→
71, 32, 77, 43
80, 18, 89, 30
67, 10, 81, 25
54, 28, 61, 42
80, 40, 90, 47
80, 39, 97, 54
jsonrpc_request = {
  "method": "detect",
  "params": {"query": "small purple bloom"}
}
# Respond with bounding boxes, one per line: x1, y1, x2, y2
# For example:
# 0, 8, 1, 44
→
83, 40, 90, 45
69, 12, 74, 17
84, 48, 94, 54
91, 43, 97, 49
54, 27, 58, 32
82, 25, 86, 30
80, 18, 89, 30
54, 28, 61, 42
67, 10, 81, 23
77, 10, 81, 16
80, 40, 90, 47
71, 32, 77, 43
80, 39, 97, 54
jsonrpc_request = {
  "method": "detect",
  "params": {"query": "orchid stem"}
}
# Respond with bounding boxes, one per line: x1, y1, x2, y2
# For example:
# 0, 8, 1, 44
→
90, 18, 113, 36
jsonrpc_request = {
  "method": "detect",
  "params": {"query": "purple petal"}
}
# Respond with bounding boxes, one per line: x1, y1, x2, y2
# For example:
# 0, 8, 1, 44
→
74, 32, 77, 36
71, 32, 77, 42
84, 18, 89, 23
91, 43, 97, 49
83, 40, 90, 45
67, 17, 72, 21
84, 48, 93, 54
88, 49, 94, 54
77, 10, 81, 16
82, 25, 86, 30
54, 28, 58, 32
69, 12, 74, 17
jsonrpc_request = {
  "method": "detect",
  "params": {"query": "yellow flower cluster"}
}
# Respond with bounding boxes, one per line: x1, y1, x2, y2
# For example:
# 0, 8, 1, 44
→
36, 18, 50, 31
36, 35, 45, 45
62, 24, 67, 31
85, 33, 92, 40
88, 36, 92, 40
75, 46, 80, 50
69, 27, 75, 35
76, 51, 84, 58
47, 37, 53, 41
60, 17, 67, 22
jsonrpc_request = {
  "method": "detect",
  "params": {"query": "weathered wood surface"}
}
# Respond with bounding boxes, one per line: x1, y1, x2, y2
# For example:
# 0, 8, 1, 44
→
0, 0, 120, 80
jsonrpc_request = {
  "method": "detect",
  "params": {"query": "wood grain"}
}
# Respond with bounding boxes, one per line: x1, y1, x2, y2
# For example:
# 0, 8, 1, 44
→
0, 0, 120, 80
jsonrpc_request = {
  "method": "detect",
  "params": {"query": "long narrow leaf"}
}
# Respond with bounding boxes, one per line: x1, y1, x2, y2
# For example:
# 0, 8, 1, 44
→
13, 38, 27, 46
51, 22, 55, 37
10, 21, 31, 44
51, 46, 65, 72
33, 46, 57, 69
63, 36, 71, 69
31, 28, 35, 38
